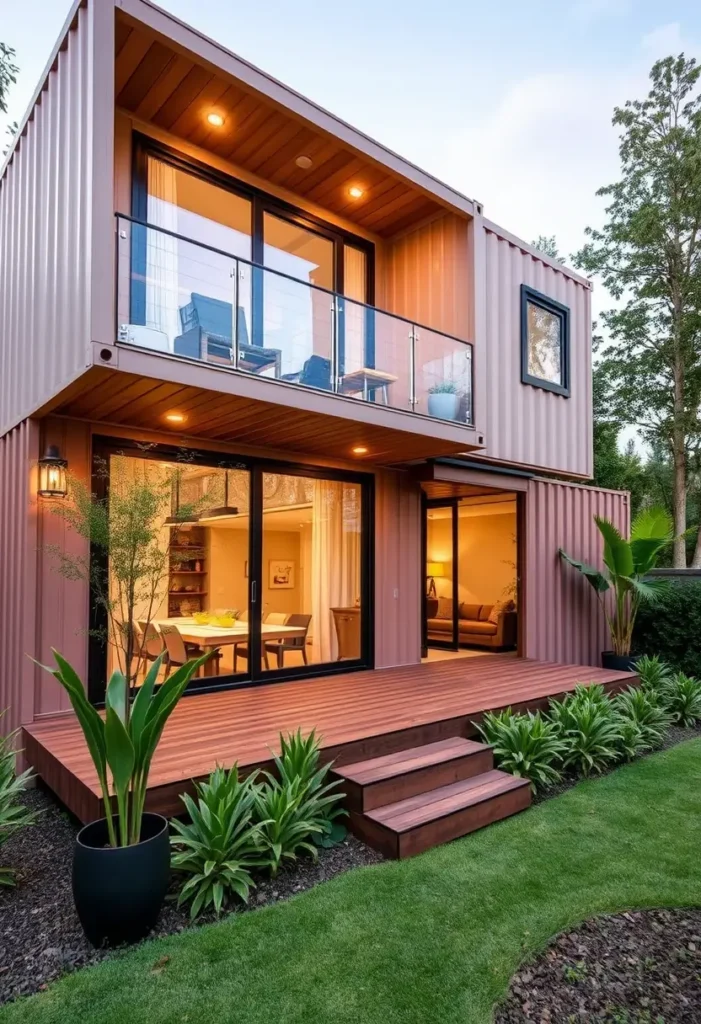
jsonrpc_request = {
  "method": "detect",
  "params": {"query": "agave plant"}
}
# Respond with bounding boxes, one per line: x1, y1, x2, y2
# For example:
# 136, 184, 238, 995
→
0, 719, 37, 887
253, 776, 325, 876
477, 710, 566, 792
635, 654, 673, 696
560, 506, 672, 656
660, 672, 701, 727
38, 650, 209, 847
613, 686, 672, 748
273, 729, 346, 847
171, 765, 267, 918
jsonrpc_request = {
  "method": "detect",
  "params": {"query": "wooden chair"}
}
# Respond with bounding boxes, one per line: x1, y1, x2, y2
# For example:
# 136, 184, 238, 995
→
160, 623, 221, 677
133, 620, 166, 679
265, 613, 311, 669
331, 607, 361, 661
233, 612, 286, 672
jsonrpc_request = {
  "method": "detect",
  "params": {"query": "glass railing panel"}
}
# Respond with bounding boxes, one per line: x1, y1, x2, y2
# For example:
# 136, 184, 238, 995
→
260, 267, 334, 387
413, 326, 473, 425
338, 299, 413, 413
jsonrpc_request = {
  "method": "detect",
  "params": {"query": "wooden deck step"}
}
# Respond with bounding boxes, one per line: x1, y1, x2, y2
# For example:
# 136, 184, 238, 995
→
349, 769, 532, 859
333, 737, 493, 812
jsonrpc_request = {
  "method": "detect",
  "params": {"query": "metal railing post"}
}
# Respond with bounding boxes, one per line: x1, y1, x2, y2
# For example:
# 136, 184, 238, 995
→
409, 325, 418, 410
331, 295, 340, 392
231, 259, 240, 369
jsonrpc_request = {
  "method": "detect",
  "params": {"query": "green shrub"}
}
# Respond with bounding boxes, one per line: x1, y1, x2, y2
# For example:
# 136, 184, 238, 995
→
612, 686, 672, 748
254, 776, 325, 876
548, 689, 621, 776
477, 709, 566, 792
661, 672, 701, 726
170, 765, 266, 918
634, 579, 701, 677
0, 720, 36, 887
273, 729, 346, 847
612, 716, 650, 762
635, 654, 673, 695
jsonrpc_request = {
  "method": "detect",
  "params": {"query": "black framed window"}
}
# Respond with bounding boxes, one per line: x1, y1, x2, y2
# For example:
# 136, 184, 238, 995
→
87, 436, 374, 705
520, 284, 570, 397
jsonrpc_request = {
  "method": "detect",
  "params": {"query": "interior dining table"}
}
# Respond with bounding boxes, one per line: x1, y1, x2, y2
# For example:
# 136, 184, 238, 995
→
155, 617, 307, 674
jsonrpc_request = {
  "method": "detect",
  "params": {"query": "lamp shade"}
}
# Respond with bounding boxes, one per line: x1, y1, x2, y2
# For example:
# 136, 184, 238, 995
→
426, 561, 445, 577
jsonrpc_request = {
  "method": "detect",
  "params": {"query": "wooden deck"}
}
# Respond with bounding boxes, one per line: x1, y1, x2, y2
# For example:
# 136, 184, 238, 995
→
23, 655, 635, 823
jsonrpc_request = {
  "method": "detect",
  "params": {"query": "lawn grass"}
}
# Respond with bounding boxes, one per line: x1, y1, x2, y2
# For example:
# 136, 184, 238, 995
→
2, 739, 700, 1024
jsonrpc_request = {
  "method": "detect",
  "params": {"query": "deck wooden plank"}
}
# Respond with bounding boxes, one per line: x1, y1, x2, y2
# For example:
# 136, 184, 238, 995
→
23, 656, 636, 822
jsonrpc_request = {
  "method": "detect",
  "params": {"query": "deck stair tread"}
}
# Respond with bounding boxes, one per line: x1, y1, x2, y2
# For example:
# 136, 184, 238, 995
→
335, 737, 491, 784
363, 769, 530, 833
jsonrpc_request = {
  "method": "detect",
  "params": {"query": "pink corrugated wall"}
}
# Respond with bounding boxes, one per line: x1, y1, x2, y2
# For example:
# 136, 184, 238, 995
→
524, 478, 630, 665
479, 226, 593, 478
0, 0, 114, 438
374, 468, 422, 668
0, 421, 40, 737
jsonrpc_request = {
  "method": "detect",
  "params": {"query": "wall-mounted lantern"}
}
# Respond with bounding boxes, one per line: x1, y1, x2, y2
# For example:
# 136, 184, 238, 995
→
38, 445, 68, 498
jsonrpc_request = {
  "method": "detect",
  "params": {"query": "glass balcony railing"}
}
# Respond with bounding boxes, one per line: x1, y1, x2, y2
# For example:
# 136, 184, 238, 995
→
115, 214, 474, 426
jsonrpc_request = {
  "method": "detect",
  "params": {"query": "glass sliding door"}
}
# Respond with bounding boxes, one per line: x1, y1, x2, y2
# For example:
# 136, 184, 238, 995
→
259, 471, 363, 673
92, 442, 371, 703
425, 501, 458, 648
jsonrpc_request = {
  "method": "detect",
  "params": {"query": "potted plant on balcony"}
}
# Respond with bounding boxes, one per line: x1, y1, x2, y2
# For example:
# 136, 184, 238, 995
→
40, 454, 209, 946
559, 506, 673, 671
428, 380, 462, 421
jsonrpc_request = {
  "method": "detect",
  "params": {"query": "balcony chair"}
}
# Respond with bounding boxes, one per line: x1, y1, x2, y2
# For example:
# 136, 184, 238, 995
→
159, 623, 221, 677
173, 292, 281, 374
281, 354, 332, 390
264, 613, 312, 668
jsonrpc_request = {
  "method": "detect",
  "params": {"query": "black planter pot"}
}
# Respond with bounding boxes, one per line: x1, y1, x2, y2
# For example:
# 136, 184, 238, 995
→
601, 651, 638, 672
73, 812, 170, 947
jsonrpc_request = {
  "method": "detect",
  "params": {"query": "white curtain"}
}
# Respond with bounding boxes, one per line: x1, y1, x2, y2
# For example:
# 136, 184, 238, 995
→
146, 158, 180, 351
343, 245, 367, 374
311, 481, 361, 661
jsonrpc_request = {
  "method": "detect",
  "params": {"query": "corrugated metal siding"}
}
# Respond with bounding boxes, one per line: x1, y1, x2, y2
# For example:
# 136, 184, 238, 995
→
0, 421, 40, 737
0, 1, 114, 438
375, 469, 422, 668
481, 228, 593, 477
384, 213, 470, 340
524, 478, 630, 665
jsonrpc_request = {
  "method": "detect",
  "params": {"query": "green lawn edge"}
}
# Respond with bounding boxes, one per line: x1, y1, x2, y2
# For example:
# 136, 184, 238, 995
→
3, 738, 700, 1024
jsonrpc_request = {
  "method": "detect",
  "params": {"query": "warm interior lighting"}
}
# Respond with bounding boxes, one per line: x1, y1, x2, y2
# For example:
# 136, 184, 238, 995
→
206, 111, 225, 127
295, 154, 313, 169
351, 445, 369, 455
199, 471, 240, 522
348, 185, 364, 199
426, 561, 445, 599
165, 412, 186, 424
38, 445, 68, 498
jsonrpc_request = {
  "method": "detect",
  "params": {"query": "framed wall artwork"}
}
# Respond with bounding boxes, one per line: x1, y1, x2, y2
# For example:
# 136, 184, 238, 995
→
269, 559, 295, 589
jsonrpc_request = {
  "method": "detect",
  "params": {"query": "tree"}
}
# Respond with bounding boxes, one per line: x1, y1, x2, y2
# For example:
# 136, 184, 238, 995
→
531, 235, 567, 264
0, 43, 18, 116
575, 55, 701, 567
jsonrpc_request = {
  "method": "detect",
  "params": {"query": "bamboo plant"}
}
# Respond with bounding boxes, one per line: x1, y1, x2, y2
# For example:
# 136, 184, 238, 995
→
559, 506, 673, 656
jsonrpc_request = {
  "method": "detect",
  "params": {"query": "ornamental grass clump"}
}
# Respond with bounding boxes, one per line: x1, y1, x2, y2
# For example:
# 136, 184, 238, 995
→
612, 686, 672, 749
477, 708, 566, 793
0, 717, 36, 887
548, 687, 621, 776
659, 672, 701, 727
635, 654, 673, 696
273, 728, 347, 848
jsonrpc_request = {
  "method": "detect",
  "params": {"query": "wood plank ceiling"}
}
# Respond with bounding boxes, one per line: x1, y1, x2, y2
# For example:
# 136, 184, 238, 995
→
54, 367, 474, 464
115, 13, 444, 237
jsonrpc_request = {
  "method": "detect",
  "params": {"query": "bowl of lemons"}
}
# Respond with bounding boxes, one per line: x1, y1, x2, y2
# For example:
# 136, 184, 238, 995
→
192, 611, 211, 625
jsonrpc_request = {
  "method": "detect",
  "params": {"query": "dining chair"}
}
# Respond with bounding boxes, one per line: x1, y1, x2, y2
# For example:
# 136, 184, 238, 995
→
264, 613, 312, 669
160, 623, 221, 677
232, 612, 286, 672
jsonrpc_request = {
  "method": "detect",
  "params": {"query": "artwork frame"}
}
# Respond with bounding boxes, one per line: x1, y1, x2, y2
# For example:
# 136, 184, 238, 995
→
269, 559, 295, 589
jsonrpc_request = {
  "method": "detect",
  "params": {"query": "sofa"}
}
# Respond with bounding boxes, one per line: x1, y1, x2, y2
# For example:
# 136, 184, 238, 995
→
426, 598, 517, 649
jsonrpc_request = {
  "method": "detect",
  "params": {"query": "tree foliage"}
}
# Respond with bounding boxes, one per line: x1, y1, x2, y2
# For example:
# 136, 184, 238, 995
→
0, 43, 18, 116
576, 55, 701, 566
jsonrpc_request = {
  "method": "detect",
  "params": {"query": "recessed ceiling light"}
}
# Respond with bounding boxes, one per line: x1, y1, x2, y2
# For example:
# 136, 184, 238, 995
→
349, 185, 364, 199
206, 112, 225, 127
295, 154, 313, 169
165, 412, 186, 424
352, 445, 368, 455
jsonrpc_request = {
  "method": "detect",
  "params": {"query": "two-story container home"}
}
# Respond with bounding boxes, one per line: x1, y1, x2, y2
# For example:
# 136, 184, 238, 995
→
0, 0, 631, 854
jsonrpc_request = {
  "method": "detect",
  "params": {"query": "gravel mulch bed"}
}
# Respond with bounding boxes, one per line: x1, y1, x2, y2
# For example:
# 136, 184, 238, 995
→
495, 908, 701, 1023
0, 787, 382, 1006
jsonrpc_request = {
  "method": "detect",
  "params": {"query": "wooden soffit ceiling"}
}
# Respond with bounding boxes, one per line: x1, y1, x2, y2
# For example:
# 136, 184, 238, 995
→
115, 13, 446, 237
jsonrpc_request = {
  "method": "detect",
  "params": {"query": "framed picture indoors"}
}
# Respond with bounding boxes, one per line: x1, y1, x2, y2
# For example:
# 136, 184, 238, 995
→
269, 560, 295, 589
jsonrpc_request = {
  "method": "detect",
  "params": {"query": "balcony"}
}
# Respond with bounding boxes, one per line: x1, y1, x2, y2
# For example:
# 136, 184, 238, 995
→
115, 215, 474, 429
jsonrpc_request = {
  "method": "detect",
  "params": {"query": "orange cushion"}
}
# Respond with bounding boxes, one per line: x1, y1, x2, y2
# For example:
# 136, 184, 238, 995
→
460, 620, 497, 636
459, 603, 482, 621
479, 605, 493, 621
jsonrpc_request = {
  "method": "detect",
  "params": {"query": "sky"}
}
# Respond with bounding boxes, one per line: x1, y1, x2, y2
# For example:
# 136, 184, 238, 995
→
2, 0, 701, 327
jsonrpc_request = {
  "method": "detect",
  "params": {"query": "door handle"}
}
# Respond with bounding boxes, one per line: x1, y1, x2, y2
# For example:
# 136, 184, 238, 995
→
251, 580, 257, 604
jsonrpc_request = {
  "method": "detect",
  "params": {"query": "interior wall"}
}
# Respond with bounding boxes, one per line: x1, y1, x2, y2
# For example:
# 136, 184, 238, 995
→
427, 506, 517, 608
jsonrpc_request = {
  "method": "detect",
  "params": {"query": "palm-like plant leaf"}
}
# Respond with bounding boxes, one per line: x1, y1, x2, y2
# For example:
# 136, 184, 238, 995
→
558, 550, 610, 593
631, 506, 673, 542
595, 517, 634, 578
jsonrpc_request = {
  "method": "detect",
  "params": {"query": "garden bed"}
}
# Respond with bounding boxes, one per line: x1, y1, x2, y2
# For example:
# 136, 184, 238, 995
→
0, 787, 381, 1006
495, 907, 701, 1023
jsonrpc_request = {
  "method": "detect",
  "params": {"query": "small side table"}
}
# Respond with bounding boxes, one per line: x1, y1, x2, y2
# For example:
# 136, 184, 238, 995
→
338, 368, 398, 404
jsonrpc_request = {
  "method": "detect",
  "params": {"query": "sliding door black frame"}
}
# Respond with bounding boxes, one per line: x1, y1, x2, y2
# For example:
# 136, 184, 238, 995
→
87, 435, 374, 705
424, 498, 460, 651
